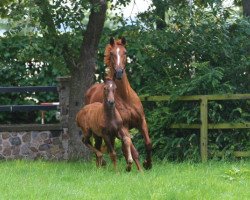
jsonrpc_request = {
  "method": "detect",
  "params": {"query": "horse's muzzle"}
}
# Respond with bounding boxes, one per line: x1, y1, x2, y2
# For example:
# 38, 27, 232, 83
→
115, 69, 123, 80
108, 100, 115, 107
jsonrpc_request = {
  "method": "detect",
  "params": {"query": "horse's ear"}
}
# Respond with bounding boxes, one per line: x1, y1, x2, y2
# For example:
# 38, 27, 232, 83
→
121, 37, 126, 45
110, 37, 115, 46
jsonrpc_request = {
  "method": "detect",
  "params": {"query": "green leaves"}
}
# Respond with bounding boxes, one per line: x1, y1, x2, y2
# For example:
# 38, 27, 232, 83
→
125, 1, 250, 161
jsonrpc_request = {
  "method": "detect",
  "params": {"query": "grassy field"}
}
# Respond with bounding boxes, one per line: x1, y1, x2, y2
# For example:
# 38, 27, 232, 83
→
0, 159, 249, 200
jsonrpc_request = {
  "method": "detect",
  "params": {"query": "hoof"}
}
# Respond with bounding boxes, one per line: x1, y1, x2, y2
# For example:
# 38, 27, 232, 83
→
101, 159, 107, 166
96, 156, 106, 167
126, 165, 132, 172
143, 160, 152, 170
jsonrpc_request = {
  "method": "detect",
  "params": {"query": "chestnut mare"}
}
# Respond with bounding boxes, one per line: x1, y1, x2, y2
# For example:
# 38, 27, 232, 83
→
77, 79, 141, 171
85, 37, 152, 169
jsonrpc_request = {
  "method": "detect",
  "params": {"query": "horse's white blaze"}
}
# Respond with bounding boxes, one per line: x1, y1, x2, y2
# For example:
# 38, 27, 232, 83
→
109, 83, 113, 88
116, 48, 120, 66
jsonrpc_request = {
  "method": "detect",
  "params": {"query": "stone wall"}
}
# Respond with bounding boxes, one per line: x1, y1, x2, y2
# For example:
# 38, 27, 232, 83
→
0, 130, 69, 160
0, 76, 90, 161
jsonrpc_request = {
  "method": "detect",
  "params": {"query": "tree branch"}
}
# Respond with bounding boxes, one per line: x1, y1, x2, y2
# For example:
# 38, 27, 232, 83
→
243, 0, 250, 17
34, 0, 57, 37
78, 0, 107, 66
34, 0, 76, 69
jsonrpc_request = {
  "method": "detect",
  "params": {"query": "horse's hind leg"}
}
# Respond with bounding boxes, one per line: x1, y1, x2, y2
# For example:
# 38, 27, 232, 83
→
140, 117, 152, 170
94, 136, 106, 166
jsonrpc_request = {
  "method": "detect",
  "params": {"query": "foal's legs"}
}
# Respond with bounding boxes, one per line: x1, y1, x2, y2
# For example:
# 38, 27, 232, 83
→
82, 130, 103, 167
94, 136, 106, 166
122, 136, 133, 172
121, 138, 142, 172
119, 128, 133, 171
103, 134, 117, 170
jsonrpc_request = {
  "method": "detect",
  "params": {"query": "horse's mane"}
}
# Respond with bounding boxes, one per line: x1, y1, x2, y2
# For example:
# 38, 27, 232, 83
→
104, 39, 124, 67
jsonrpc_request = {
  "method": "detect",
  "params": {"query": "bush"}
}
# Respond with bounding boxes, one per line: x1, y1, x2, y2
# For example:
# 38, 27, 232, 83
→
121, 4, 250, 161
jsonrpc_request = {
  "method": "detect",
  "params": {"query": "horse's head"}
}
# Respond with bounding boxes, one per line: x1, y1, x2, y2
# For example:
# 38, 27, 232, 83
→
108, 37, 127, 80
103, 79, 117, 107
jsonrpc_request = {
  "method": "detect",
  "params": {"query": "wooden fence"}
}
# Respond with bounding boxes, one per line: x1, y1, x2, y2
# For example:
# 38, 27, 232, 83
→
140, 94, 250, 162
1, 84, 249, 162
0, 86, 62, 131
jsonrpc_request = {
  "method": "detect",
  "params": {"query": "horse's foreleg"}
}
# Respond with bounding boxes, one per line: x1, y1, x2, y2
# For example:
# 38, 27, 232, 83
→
122, 136, 133, 172
94, 135, 106, 166
83, 131, 103, 167
140, 118, 152, 170
103, 134, 117, 170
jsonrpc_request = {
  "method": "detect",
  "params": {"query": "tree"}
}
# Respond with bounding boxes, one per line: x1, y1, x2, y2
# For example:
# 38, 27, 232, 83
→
1, 0, 248, 161
68, 0, 108, 159
243, 0, 250, 16
152, 0, 167, 30
0, 0, 108, 159
125, 0, 250, 160
34, 0, 108, 159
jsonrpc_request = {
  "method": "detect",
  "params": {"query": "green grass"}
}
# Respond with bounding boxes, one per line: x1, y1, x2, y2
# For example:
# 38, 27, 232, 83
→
0, 159, 249, 200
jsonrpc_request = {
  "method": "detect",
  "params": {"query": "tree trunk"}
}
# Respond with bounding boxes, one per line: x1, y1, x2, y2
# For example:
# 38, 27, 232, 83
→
67, 66, 94, 160
243, 0, 250, 16
67, 0, 107, 159
35, 0, 107, 160
152, 0, 166, 30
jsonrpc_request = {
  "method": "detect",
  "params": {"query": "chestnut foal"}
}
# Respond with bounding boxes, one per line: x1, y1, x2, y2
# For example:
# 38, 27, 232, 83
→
76, 79, 141, 171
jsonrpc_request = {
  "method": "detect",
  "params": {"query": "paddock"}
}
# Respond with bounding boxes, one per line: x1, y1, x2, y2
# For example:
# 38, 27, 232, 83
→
0, 160, 249, 199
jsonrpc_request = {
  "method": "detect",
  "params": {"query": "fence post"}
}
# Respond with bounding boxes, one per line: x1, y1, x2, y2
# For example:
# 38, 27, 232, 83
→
57, 76, 71, 128
200, 97, 208, 162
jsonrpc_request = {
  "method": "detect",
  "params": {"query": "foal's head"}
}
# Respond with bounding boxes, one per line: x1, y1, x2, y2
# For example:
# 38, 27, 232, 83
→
105, 37, 127, 80
103, 79, 117, 107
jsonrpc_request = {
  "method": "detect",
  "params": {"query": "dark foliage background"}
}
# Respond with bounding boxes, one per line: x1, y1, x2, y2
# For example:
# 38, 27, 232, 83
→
0, 0, 249, 160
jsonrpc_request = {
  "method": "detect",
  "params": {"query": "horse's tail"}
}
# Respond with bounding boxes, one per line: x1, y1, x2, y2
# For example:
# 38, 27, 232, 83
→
84, 92, 90, 105
84, 83, 104, 105
84, 85, 94, 105
75, 111, 81, 127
